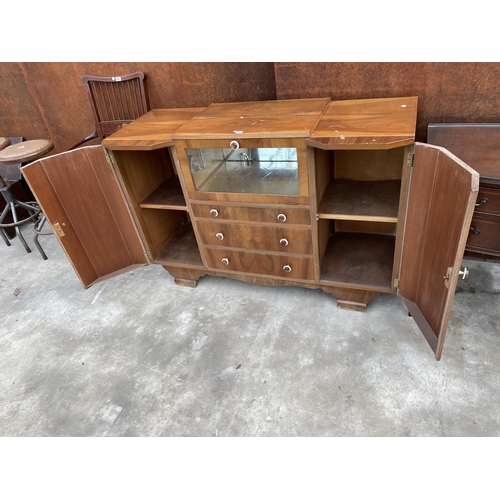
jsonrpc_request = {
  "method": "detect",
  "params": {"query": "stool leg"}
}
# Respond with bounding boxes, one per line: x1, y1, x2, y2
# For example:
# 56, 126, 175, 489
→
10, 202, 32, 254
33, 214, 48, 260
0, 227, 10, 246
0, 203, 12, 246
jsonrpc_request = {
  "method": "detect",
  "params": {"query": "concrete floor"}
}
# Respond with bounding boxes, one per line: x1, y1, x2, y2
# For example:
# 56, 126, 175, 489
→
1, 224, 500, 437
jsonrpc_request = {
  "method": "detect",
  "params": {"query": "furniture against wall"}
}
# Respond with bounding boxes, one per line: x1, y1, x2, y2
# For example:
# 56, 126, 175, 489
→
427, 124, 500, 259
21, 98, 479, 360
69, 72, 149, 150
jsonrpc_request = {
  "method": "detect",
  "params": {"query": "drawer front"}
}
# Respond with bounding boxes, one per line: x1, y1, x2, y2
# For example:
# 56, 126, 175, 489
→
204, 248, 314, 280
474, 187, 500, 216
197, 221, 313, 254
467, 217, 500, 254
191, 204, 311, 225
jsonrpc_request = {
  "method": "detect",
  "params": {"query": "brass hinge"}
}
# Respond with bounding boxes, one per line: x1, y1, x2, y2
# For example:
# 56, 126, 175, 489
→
406, 153, 414, 168
394, 278, 399, 289
144, 252, 151, 262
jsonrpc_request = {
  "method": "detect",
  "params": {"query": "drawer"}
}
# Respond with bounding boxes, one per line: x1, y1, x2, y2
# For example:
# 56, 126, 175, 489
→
204, 248, 314, 280
467, 217, 500, 255
474, 187, 500, 216
191, 204, 311, 225
196, 221, 313, 254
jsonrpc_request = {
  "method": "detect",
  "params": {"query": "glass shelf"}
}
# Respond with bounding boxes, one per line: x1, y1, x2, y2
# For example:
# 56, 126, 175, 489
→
186, 147, 299, 195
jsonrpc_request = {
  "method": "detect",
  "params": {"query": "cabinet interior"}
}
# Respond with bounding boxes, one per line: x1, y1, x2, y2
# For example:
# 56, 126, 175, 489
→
111, 148, 203, 267
315, 147, 405, 289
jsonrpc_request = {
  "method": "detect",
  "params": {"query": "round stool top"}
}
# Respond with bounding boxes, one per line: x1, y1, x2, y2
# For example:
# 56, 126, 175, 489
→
0, 137, 11, 151
0, 139, 54, 164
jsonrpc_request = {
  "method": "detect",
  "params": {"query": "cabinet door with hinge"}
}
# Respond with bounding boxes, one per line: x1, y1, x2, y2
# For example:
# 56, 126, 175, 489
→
398, 143, 479, 359
22, 146, 149, 289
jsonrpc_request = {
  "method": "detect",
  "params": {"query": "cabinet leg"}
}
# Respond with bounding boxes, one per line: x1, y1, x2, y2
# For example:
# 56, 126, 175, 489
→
321, 286, 381, 311
162, 266, 206, 288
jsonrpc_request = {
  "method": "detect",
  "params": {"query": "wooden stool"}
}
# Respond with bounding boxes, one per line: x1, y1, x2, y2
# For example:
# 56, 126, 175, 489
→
0, 138, 54, 259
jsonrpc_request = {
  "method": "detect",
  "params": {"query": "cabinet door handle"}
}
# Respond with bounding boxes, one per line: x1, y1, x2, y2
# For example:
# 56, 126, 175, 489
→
210, 209, 219, 217
283, 265, 292, 273
221, 258, 229, 265
475, 197, 489, 207
277, 213, 287, 223
216, 232, 224, 240
470, 226, 481, 235
279, 238, 289, 246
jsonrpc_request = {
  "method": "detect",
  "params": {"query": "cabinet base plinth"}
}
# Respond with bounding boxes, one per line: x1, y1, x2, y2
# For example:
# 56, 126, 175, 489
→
163, 266, 206, 288
321, 286, 381, 311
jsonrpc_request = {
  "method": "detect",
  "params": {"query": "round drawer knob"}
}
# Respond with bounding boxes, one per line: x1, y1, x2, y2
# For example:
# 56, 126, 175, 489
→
216, 232, 224, 240
221, 258, 230, 266
210, 209, 219, 218
283, 265, 292, 273
277, 213, 287, 223
279, 238, 289, 246
229, 140, 240, 150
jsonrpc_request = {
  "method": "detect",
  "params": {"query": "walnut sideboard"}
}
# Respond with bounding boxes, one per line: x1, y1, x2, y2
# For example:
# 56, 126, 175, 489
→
21, 97, 479, 360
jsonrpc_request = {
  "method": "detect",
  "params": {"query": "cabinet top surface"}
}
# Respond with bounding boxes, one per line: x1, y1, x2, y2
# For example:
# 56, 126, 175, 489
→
308, 96, 418, 149
102, 108, 205, 150
171, 98, 332, 140
102, 97, 419, 150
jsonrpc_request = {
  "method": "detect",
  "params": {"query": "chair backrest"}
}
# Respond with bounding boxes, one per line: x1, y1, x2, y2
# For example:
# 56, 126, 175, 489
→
82, 72, 149, 140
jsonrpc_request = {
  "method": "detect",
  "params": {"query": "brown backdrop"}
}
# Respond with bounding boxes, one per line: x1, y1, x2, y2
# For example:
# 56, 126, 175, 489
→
1, 62, 500, 153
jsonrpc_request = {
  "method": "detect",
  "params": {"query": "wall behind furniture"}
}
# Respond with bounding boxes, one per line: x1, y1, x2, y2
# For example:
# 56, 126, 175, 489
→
0, 62, 277, 153
274, 62, 500, 142
2, 62, 500, 153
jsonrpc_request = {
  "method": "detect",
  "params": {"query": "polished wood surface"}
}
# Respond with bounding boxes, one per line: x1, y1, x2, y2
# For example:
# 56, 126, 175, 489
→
172, 98, 331, 139
139, 176, 186, 210
102, 108, 205, 150
307, 97, 417, 150
204, 247, 314, 281
318, 180, 401, 222
154, 222, 204, 268
399, 143, 479, 360
197, 221, 313, 254
191, 204, 311, 225
21, 146, 148, 288
18, 96, 481, 359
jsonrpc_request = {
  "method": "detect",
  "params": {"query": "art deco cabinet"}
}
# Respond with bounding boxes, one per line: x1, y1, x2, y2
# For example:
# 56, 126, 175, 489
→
21, 97, 479, 360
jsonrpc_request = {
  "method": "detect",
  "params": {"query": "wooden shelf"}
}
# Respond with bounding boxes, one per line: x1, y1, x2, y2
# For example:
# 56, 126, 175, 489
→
154, 222, 204, 267
318, 180, 401, 222
139, 176, 187, 210
320, 232, 395, 288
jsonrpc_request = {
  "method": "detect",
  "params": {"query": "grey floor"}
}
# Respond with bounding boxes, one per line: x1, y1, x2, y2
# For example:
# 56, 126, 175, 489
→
1, 223, 500, 437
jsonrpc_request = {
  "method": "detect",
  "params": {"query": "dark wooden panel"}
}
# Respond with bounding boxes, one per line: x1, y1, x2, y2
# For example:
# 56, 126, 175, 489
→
399, 143, 479, 359
275, 63, 500, 143
320, 232, 395, 289
467, 216, 500, 255
0, 63, 277, 154
197, 221, 313, 254
21, 160, 99, 287
427, 124, 500, 180
22, 147, 148, 288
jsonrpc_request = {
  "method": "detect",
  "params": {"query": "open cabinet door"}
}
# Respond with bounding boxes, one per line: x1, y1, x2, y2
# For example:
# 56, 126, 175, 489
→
22, 146, 149, 289
398, 143, 479, 360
